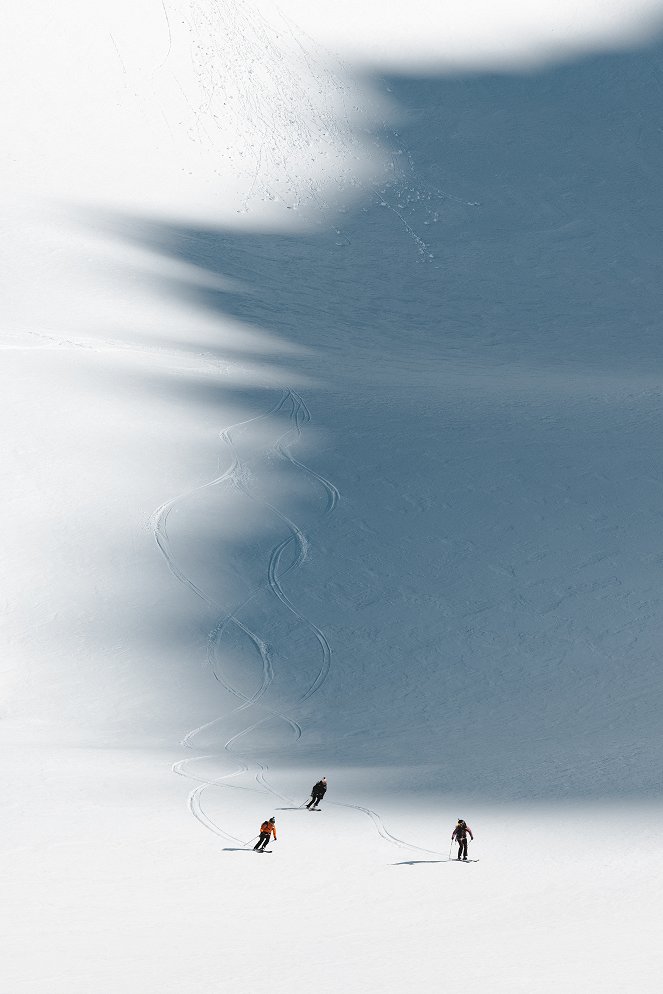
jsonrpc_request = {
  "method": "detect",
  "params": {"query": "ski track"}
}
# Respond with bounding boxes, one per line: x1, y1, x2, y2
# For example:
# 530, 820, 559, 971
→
0, 331, 235, 376
154, 390, 336, 842
330, 801, 447, 859
217, 396, 328, 702
157, 389, 440, 858
255, 762, 292, 804
172, 756, 252, 845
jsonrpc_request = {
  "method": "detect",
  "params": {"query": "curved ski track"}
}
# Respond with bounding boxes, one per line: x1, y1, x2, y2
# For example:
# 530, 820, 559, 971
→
155, 390, 440, 858
153, 391, 335, 842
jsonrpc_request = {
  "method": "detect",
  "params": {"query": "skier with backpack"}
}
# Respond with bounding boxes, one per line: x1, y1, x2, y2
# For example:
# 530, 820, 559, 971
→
451, 818, 474, 860
253, 817, 277, 851
306, 777, 327, 809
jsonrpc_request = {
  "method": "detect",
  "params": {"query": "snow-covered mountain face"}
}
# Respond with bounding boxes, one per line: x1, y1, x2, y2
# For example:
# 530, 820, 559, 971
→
4, 0, 663, 777
56, 24, 663, 800
3, 4, 663, 990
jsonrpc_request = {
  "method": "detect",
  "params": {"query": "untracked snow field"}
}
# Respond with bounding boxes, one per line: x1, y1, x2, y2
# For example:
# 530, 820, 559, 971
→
2, 2, 663, 991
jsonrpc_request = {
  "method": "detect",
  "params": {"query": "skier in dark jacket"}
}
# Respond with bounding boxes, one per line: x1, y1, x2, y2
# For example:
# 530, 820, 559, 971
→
253, 817, 277, 851
451, 818, 474, 860
306, 777, 327, 809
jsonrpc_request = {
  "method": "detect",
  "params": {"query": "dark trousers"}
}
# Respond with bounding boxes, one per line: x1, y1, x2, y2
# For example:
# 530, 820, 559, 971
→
457, 837, 468, 859
307, 795, 323, 808
254, 832, 270, 850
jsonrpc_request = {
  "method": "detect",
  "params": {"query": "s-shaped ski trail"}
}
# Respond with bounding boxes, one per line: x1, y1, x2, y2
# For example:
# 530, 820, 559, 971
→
153, 391, 337, 841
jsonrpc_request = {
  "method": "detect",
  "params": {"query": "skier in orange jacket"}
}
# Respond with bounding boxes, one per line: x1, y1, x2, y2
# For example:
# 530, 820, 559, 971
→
254, 817, 277, 851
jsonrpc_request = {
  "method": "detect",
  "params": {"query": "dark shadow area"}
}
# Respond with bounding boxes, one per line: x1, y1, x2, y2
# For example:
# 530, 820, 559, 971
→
89, 39, 663, 800
101, 41, 663, 379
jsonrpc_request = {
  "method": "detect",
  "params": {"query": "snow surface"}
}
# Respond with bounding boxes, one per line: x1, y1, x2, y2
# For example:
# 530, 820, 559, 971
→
2, 1, 663, 991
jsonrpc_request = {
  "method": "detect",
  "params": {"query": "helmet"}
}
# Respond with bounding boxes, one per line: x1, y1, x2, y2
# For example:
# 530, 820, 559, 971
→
269, 817, 276, 823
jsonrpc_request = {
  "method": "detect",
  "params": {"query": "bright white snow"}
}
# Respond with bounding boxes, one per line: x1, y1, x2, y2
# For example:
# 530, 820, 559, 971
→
2, 2, 663, 991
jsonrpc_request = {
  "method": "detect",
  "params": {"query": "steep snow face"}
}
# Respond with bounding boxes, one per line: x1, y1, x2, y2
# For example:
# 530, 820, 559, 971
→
97, 38, 663, 802
3, 4, 663, 992
3, 0, 663, 777
3, 0, 663, 790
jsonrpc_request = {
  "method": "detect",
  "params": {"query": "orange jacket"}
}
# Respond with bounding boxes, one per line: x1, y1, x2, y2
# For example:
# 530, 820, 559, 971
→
260, 821, 277, 839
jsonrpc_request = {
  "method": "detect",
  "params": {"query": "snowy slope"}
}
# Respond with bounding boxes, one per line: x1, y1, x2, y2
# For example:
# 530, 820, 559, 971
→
2, 2, 663, 992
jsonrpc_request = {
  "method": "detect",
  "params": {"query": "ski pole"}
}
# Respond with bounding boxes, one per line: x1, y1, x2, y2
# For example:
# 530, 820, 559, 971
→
448, 841, 453, 861
243, 836, 259, 848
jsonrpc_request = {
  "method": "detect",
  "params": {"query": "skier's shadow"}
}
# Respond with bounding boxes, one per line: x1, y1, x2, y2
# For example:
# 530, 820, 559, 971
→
393, 859, 448, 865
222, 847, 258, 852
